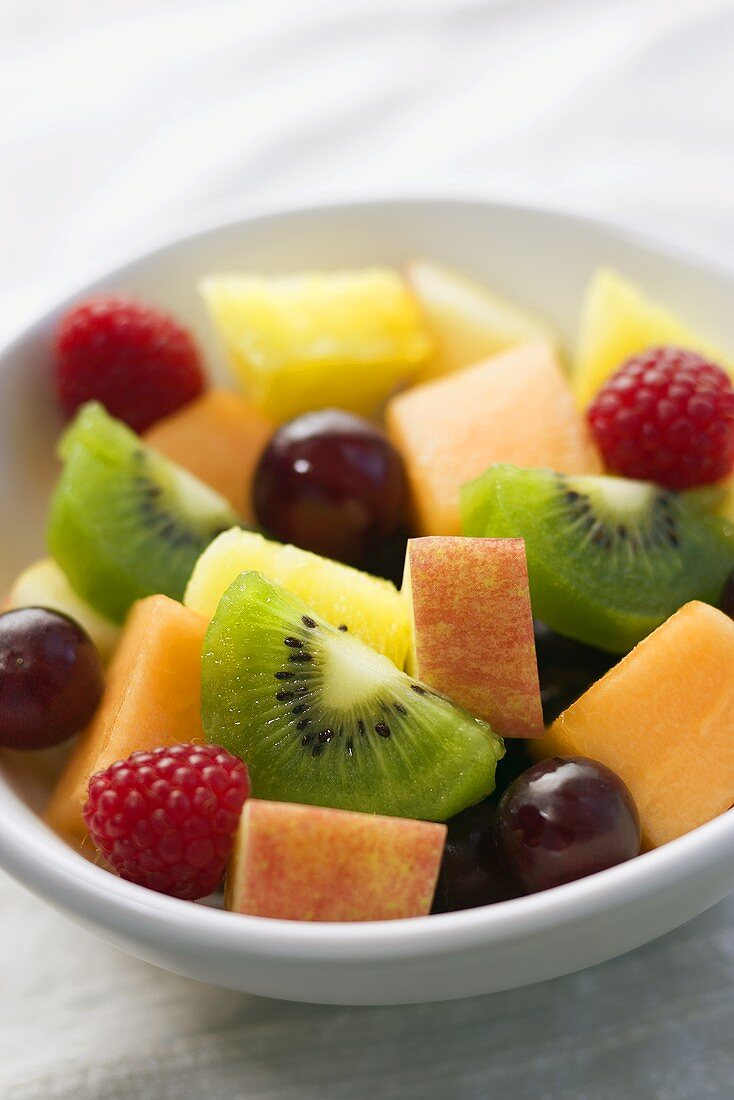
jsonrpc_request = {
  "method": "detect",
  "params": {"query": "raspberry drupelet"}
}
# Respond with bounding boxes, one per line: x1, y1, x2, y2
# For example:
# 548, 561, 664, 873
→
55, 295, 205, 433
84, 743, 250, 900
587, 347, 734, 490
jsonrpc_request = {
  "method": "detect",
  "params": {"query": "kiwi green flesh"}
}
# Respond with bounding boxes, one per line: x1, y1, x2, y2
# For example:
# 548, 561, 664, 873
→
202, 571, 504, 822
47, 403, 239, 622
461, 464, 734, 654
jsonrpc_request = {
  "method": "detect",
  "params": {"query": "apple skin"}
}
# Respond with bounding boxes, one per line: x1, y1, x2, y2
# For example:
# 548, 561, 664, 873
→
403, 536, 543, 739
226, 800, 447, 922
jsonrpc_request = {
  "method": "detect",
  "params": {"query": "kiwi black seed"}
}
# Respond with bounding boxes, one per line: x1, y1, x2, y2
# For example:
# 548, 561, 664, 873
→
557, 477, 682, 554
461, 463, 734, 653
131, 453, 228, 551
47, 402, 239, 622
201, 570, 504, 821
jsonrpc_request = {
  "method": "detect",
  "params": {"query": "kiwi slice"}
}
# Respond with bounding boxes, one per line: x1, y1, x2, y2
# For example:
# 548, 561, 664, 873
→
47, 402, 239, 622
461, 464, 734, 653
202, 571, 504, 821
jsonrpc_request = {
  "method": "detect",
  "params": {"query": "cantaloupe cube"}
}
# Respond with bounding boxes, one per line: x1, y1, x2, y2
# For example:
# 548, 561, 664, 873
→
403, 537, 543, 738
200, 269, 432, 422
226, 800, 446, 921
46, 595, 207, 843
574, 268, 732, 405
386, 342, 602, 536
535, 601, 734, 848
143, 390, 272, 522
407, 259, 559, 380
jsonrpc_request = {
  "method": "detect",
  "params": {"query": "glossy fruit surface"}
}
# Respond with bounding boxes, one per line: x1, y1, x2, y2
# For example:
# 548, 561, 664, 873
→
253, 409, 407, 564
184, 527, 411, 668
55, 295, 205, 433
588, 347, 734, 489
432, 801, 519, 913
202, 571, 504, 822
495, 756, 641, 893
84, 742, 251, 900
462, 462, 734, 653
47, 402, 237, 623
0, 607, 104, 750
200, 269, 432, 422
573, 267, 733, 406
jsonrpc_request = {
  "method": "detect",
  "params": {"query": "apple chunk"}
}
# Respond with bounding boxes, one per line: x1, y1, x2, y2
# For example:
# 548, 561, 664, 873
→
403, 536, 543, 738
226, 800, 447, 921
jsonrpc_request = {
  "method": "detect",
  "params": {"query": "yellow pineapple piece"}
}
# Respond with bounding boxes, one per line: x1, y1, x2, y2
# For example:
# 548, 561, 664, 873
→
200, 269, 432, 422
185, 528, 410, 668
407, 258, 559, 380
6, 558, 120, 662
575, 268, 732, 405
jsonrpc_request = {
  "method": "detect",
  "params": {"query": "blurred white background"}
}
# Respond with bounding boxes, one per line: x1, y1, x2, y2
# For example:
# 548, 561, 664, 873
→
3, 1, 734, 1097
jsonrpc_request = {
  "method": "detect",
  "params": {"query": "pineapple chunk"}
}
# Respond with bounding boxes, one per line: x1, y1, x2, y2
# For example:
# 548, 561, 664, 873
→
200, 269, 432, 422
6, 558, 120, 661
574, 268, 732, 405
185, 528, 410, 668
407, 258, 559, 380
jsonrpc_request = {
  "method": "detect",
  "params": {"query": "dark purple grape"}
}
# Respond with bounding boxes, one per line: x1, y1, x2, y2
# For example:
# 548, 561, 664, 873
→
432, 801, 520, 913
253, 409, 407, 564
534, 621, 617, 724
360, 528, 410, 587
718, 570, 734, 619
495, 756, 641, 893
0, 607, 104, 750
490, 737, 535, 802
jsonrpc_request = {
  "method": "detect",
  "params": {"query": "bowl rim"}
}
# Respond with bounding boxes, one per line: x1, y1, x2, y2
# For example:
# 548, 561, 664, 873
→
2, 193, 734, 961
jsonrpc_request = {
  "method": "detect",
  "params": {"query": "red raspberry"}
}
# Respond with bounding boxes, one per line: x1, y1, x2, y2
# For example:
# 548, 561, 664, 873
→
54, 295, 205, 433
83, 743, 250, 900
588, 347, 734, 490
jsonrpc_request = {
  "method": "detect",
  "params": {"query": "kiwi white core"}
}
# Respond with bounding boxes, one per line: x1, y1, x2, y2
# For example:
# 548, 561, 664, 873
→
576, 475, 656, 516
319, 629, 403, 711
169, 461, 235, 516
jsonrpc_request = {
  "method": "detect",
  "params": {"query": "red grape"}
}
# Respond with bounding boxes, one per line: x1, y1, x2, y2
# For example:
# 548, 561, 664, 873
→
432, 801, 520, 913
495, 757, 641, 893
253, 409, 407, 564
0, 607, 104, 750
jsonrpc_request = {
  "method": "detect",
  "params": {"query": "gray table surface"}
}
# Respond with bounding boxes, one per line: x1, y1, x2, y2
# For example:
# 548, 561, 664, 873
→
4, 871, 734, 1099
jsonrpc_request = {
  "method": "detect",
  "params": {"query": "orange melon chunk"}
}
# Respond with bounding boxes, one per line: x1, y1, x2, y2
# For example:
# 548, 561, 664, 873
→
144, 390, 273, 522
386, 342, 602, 535
46, 595, 207, 843
536, 601, 734, 848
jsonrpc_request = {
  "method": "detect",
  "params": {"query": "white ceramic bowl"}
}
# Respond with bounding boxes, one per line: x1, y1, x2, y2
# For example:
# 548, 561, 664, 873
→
1, 198, 734, 1006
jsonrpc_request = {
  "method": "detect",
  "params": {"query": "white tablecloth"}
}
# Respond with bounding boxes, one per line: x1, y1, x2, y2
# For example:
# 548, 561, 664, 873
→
3, 1, 734, 1096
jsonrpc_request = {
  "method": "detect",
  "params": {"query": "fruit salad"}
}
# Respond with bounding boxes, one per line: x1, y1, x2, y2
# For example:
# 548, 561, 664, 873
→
3, 261, 734, 923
